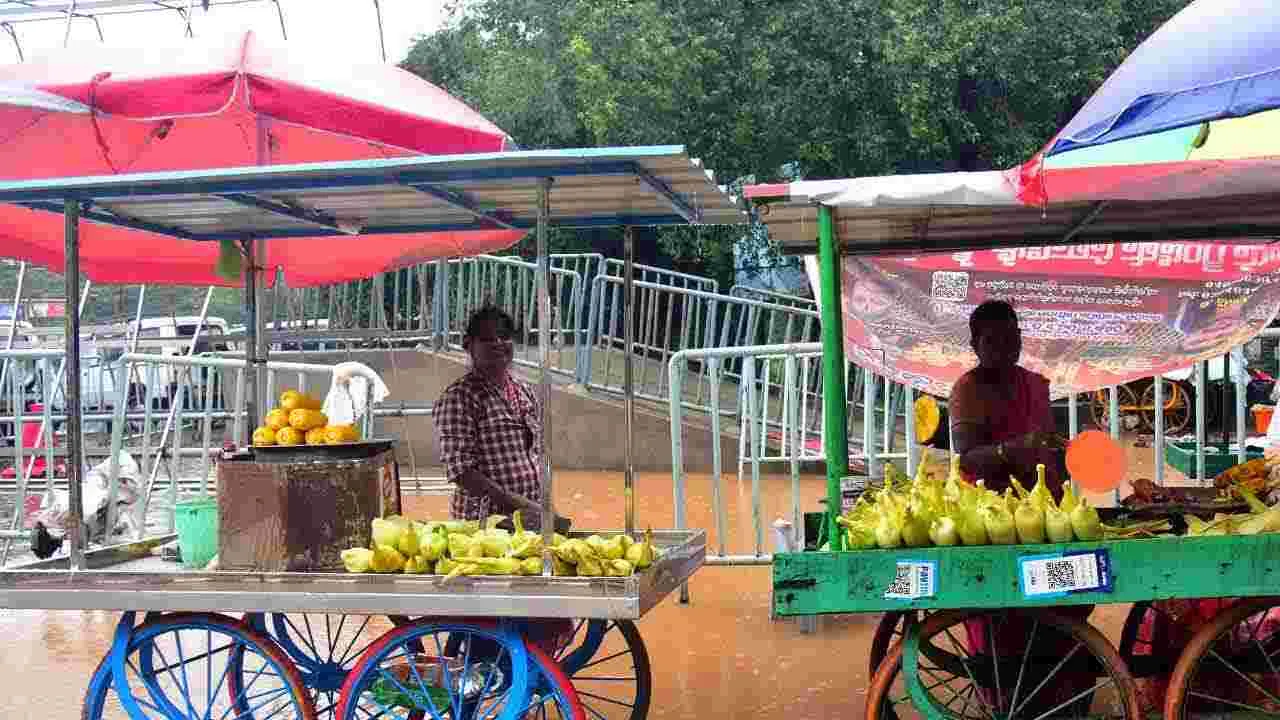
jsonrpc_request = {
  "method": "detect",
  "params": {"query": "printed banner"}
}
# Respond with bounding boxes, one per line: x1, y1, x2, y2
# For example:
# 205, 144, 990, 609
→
819, 242, 1280, 398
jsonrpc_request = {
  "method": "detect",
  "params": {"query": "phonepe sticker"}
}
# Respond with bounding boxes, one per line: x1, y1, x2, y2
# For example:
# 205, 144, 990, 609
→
1019, 549, 1112, 599
883, 560, 937, 600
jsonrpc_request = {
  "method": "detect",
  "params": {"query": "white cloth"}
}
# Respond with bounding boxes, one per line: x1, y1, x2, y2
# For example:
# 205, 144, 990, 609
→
34, 450, 139, 534
322, 361, 390, 425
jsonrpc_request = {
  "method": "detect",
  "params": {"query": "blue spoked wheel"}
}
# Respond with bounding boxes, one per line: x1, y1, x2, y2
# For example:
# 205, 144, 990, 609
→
554, 620, 650, 720
245, 613, 405, 718
81, 612, 316, 720
337, 619, 584, 720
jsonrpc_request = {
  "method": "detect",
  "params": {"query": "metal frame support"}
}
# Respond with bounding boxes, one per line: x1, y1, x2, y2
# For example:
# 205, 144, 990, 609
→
371, 0, 386, 61
1154, 376, 1165, 486
623, 226, 637, 537
216, 193, 357, 235
63, 198, 86, 570
408, 184, 518, 229
633, 163, 701, 223
536, 178, 555, 571
270, 0, 287, 39
2, 21, 22, 61
1196, 361, 1207, 485
242, 237, 258, 445
817, 204, 848, 550
1109, 385, 1120, 504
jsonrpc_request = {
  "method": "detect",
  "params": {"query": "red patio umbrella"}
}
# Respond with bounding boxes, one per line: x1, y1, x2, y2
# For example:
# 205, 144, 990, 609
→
0, 30, 524, 286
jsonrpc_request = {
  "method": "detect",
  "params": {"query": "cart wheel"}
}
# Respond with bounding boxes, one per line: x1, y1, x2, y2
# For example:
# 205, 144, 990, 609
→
242, 613, 400, 718
872, 612, 924, 678
82, 611, 315, 719
555, 620, 652, 720
866, 633, 912, 720
901, 609, 1141, 720
1139, 383, 1191, 437
336, 619, 533, 720
1091, 385, 1139, 434
869, 612, 926, 720
1164, 596, 1280, 720
526, 639, 587, 720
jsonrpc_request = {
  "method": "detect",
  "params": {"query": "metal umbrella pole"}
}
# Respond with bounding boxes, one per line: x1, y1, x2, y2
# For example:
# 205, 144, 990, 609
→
63, 199, 86, 570
242, 237, 259, 444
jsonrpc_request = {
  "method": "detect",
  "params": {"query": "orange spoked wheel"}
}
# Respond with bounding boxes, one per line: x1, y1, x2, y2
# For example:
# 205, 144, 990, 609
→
1164, 597, 1280, 720
894, 609, 1142, 720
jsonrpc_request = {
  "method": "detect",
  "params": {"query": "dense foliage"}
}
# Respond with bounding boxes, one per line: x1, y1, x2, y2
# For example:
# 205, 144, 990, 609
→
402, 0, 1189, 287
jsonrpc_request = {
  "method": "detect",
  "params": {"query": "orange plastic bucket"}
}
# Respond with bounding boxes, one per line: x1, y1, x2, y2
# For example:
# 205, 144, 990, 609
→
1253, 404, 1275, 434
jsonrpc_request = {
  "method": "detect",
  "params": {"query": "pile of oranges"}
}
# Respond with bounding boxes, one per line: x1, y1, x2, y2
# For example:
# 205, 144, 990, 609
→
252, 390, 361, 447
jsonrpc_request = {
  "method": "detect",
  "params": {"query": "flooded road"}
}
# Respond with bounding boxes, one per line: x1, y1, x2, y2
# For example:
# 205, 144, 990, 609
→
0, 460, 1155, 718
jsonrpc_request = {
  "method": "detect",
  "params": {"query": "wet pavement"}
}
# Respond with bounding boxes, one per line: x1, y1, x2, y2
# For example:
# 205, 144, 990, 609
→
0, 444, 1200, 718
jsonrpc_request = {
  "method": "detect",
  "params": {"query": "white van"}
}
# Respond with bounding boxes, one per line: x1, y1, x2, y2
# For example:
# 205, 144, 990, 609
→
82, 316, 231, 415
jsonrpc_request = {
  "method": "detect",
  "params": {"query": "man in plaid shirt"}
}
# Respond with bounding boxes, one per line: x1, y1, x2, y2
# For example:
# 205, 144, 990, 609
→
435, 305, 569, 533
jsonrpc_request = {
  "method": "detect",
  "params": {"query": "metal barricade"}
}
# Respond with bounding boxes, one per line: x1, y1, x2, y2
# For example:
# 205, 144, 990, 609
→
0, 350, 439, 565
669, 345, 928, 581
591, 277, 821, 412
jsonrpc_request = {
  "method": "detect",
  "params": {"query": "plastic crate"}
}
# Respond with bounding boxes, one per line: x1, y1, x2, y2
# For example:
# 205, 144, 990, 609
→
1164, 441, 1263, 481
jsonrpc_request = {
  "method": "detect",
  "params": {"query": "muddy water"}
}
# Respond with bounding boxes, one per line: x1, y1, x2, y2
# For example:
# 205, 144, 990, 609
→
0, 467, 1140, 718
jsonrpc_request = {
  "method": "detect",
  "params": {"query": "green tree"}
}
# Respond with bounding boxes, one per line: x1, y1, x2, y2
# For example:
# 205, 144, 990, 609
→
401, 0, 1190, 286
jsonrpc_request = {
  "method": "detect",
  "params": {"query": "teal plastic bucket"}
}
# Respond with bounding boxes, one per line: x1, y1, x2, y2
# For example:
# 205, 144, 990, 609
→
174, 498, 218, 569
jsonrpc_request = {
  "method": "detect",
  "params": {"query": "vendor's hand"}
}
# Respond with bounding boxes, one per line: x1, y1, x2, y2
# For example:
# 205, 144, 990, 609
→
553, 514, 573, 535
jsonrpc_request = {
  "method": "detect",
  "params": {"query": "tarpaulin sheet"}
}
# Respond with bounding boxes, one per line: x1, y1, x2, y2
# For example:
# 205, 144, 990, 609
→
0, 31, 524, 287
809, 242, 1280, 399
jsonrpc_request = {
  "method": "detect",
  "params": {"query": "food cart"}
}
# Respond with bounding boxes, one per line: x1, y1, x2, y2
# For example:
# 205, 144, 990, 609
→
0, 145, 743, 719
749, 171, 1280, 720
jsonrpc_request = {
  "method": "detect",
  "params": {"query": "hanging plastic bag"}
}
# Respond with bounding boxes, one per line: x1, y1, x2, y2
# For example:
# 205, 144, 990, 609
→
322, 361, 389, 426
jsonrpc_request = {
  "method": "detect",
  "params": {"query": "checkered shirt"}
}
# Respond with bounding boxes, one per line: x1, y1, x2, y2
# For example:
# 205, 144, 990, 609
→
435, 371, 543, 525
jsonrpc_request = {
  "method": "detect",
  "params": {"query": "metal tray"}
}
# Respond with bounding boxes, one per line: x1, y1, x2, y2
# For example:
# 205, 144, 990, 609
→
246, 439, 396, 463
0, 529, 706, 620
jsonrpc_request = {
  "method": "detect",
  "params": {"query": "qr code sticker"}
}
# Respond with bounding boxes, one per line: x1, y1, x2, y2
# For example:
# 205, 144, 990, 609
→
885, 565, 913, 597
1045, 559, 1077, 590
931, 271, 970, 302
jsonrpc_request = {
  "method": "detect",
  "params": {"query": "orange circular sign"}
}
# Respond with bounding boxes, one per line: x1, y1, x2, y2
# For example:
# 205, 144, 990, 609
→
1065, 430, 1126, 493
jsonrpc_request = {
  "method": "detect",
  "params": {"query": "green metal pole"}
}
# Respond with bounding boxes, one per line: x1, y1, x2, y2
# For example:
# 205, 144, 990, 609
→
817, 205, 849, 551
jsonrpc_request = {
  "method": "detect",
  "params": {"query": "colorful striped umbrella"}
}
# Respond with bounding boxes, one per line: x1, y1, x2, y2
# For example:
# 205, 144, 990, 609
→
1014, 0, 1280, 206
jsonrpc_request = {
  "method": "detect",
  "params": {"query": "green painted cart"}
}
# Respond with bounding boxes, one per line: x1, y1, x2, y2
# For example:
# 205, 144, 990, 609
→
749, 196, 1280, 720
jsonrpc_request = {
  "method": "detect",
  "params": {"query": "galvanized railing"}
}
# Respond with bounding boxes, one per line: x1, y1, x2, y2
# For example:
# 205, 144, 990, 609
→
589, 276, 821, 412
0, 349, 438, 565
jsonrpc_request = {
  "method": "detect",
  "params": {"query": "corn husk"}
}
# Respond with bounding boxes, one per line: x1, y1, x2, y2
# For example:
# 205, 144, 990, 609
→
372, 516, 410, 548
1069, 499, 1103, 541
982, 505, 1018, 545
1014, 498, 1046, 544
371, 544, 406, 573
341, 547, 374, 573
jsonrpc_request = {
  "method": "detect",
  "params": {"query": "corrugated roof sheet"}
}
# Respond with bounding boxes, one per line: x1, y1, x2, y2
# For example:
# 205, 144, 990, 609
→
0, 145, 746, 241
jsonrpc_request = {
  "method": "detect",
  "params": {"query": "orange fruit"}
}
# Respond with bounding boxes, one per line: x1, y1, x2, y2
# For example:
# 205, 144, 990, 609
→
305, 426, 327, 445
265, 408, 289, 431
276, 427, 304, 446
252, 426, 276, 446
289, 409, 324, 431
280, 390, 304, 411
325, 424, 359, 444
